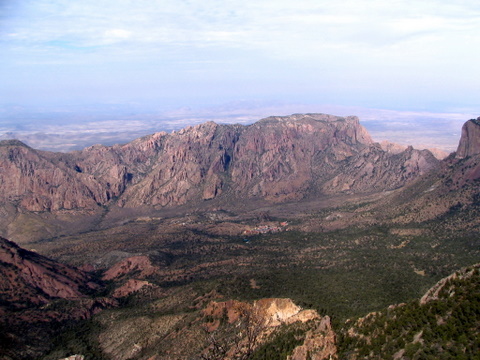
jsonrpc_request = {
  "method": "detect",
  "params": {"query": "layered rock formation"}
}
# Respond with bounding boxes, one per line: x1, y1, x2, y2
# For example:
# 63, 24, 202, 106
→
0, 114, 440, 218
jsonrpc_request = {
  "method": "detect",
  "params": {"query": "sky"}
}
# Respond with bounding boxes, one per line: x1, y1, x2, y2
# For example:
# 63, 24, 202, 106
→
0, 0, 479, 151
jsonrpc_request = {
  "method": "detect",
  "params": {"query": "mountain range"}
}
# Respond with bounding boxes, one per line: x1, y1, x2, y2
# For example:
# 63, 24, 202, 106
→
0, 114, 445, 243
0, 113, 479, 360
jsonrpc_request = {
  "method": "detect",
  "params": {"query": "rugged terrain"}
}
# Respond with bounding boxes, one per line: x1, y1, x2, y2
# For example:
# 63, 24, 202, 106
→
0, 238, 114, 360
0, 114, 479, 360
0, 237, 97, 307
0, 114, 440, 243
1, 235, 477, 360
337, 264, 480, 359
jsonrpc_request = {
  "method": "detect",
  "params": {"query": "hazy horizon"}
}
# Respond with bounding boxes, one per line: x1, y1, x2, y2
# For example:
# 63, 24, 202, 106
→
0, 101, 475, 153
1, 1, 479, 152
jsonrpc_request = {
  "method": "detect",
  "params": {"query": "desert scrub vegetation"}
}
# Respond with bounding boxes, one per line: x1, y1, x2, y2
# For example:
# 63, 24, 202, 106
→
337, 266, 480, 359
250, 322, 309, 360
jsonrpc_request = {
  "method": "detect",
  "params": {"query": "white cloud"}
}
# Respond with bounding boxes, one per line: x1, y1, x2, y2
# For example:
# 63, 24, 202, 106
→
1, 0, 480, 114
101, 28, 132, 45
4, 0, 480, 59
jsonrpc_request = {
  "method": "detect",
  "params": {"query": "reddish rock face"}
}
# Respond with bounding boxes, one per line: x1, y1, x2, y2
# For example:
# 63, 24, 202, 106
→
456, 118, 480, 159
290, 316, 338, 360
0, 114, 441, 214
0, 237, 96, 308
102, 255, 158, 281
112, 279, 153, 298
0, 141, 105, 211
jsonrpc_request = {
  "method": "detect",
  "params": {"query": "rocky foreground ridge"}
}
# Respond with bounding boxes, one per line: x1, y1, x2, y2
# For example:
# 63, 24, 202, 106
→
0, 114, 439, 214
0, 237, 115, 360
339, 264, 480, 359
0, 234, 478, 360
0, 237, 97, 308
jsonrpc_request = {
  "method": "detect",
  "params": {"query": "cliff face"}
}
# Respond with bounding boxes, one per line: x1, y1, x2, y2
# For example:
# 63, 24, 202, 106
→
0, 114, 440, 214
228, 114, 374, 202
455, 118, 480, 159
0, 141, 107, 211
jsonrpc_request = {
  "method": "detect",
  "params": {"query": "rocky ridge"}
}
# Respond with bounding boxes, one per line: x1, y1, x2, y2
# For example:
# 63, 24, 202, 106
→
339, 264, 480, 359
0, 237, 97, 308
419, 263, 480, 305
0, 237, 115, 360
0, 114, 441, 242
371, 118, 480, 226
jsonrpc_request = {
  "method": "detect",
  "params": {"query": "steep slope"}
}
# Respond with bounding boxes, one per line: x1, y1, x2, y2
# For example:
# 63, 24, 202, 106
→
0, 237, 112, 360
0, 237, 97, 309
0, 140, 109, 212
337, 264, 480, 359
370, 117, 480, 226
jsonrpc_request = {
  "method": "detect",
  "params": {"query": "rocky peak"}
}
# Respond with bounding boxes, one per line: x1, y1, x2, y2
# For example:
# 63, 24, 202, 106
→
455, 117, 480, 159
255, 114, 373, 145
0, 139, 31, 148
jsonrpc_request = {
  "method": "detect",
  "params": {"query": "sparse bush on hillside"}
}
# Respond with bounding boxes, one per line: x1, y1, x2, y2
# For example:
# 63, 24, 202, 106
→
337, 266, 480, 359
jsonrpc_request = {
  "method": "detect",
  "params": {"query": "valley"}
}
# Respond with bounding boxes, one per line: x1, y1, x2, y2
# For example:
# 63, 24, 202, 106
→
0, 114, 479, 360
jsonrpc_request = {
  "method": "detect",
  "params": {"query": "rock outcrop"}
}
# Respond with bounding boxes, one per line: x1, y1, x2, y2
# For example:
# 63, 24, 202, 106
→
289, 316, 338, 360
112, 279, 153, 298
254, 298, 318, 326
102, 255, 158, 281
455, 117, 480, 159
203, 298, 321, 328
420, 263, 479, 305
202, 298, 336, 359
